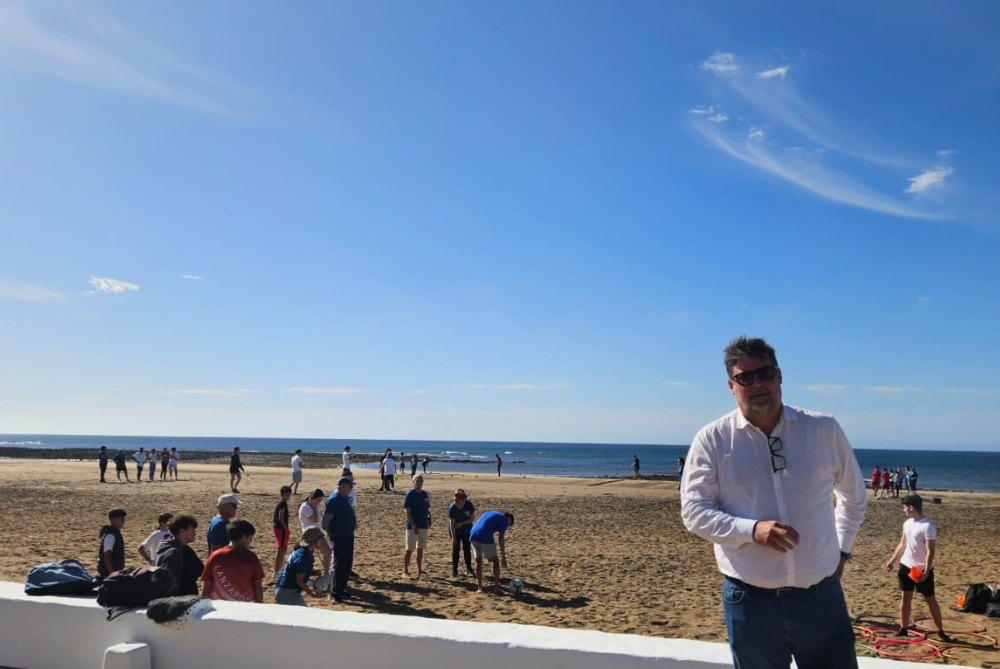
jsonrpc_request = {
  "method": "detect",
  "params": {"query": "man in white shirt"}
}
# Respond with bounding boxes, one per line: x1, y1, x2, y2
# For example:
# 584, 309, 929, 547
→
342, 445, 352, 478
680, 336, 867, 669
290, 449, 304, 495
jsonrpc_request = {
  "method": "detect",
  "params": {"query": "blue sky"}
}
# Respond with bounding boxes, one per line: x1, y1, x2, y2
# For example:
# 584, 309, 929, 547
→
1, 1, 998, 449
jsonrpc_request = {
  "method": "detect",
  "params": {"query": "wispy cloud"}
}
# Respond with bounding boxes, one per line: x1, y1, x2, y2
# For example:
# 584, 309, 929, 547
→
861, 385, 925, 394
905, 167, 954, 194
701, 52, 740, 75
917, 296, 940, 303
180, 274, 202, 281
757, 66, 790, 79
802, 384, 849, 395
0, 279, 68, 301
165, 389, 254, 398
462, 383, 568, 391
688, 51, 958, 221
87, 276, 139, 295
936, 149, 957, 157
286, 387, 366, 395
0, 2, 249, 116
688, 105, 728, 123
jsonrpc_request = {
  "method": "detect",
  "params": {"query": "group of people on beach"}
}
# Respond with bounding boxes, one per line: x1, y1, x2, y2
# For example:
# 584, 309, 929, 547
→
92, 440, 517, 609
871, 465, 919, 499
98, 445, 179, 483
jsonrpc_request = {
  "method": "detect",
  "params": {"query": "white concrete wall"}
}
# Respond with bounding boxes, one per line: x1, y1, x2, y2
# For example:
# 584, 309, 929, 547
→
0, 582, 909, 669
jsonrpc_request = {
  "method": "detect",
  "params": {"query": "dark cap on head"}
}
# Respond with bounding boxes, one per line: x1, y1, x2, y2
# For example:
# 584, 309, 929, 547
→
337, 476, 354, 487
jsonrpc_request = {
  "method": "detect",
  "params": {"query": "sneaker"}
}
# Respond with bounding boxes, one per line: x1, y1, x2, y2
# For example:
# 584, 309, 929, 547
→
329, 594, 343, 603
937, 632, 953, 643
894, 628, 908, 637
452, 570, 459, 577
465, 570, 475, 577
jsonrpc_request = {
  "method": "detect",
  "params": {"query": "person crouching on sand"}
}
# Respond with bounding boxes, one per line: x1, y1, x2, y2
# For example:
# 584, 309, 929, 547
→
274, 527, 327, 606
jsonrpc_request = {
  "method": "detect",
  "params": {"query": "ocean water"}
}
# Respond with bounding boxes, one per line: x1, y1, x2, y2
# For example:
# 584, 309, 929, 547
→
2, 434, 999, 493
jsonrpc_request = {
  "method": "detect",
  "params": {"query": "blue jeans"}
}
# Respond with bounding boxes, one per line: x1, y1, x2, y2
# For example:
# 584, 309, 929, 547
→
722, 575, 857, 669
274, 586, 306, 606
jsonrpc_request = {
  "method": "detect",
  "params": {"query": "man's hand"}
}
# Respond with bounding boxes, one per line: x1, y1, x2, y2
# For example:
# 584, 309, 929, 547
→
883, 560, 895, 574
752, 520, 799, 553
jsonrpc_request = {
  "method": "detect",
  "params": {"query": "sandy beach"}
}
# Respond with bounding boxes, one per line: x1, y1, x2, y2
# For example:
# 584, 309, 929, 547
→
2, 459, 998, 664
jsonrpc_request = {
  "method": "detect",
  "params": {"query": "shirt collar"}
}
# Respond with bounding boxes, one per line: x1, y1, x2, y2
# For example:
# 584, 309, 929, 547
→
734, 404, 794, 432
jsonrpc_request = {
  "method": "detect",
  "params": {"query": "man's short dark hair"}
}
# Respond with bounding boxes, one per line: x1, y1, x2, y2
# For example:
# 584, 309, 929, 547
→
902, 494, 923, 512
280, 485, 292, 495
169, 515, 198, 535
109, 508, 127, 520
157, 513, 174, 525
504, 512, 515, 526
295, 449, 302, 455
227, 519, 256, 542
724, 336, 779, 375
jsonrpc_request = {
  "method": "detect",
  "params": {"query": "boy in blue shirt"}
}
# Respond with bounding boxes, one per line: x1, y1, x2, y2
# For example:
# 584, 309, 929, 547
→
274, 527, 326, 606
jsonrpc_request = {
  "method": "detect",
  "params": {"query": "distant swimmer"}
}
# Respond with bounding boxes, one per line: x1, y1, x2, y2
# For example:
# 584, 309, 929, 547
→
632, 454, 640, 479
495, 453, 502, 477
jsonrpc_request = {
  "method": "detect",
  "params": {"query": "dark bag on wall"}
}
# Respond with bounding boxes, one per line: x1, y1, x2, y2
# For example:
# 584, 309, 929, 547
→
25, 559, 98, 596
97, 566, 176, 609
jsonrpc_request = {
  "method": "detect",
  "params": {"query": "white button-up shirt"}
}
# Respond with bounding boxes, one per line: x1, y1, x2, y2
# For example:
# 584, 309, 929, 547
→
681, 405, 867, 589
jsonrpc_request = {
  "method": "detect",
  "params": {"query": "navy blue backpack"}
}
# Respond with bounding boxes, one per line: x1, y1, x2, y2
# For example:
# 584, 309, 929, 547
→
25, 559, 99, 596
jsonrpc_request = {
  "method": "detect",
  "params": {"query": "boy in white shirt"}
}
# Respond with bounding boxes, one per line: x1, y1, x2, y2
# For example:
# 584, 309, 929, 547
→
138, 513, 173, 564
883, 494, 951, 642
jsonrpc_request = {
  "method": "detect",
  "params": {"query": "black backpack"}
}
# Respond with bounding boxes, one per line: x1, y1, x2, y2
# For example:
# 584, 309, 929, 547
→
97, 566, 176, 612
25, 559, 98, 596
960, 583, 994, 614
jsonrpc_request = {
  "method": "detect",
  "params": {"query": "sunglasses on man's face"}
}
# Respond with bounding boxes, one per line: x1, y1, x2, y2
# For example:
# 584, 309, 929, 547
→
730, 365, 778, 387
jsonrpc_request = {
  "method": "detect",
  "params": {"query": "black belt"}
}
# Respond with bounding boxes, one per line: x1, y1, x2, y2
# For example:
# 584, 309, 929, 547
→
725, 574, 837, 597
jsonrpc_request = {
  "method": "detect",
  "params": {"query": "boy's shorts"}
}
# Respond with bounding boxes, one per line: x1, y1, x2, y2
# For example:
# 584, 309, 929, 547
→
405, 529, 428, 551
471, 541, 498, 560
274, 527, 290, 549
292, 471, 302, 483
898, 564, 935, 596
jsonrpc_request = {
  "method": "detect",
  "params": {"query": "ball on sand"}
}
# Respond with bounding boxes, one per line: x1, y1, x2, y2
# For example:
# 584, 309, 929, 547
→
508, 578, 524, 596
309, 575, 334, 593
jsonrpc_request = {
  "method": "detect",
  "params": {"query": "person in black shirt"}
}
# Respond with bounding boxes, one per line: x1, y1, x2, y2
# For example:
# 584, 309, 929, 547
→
230, 446, 245, 493
154, 515, 203, 596
98, 508, 127, 580
272, 486, 292, 581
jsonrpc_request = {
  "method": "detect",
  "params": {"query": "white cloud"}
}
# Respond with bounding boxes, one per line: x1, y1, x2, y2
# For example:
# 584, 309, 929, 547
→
707, 113, 729, 123
757, 66, 790, 79
0, 279, 68, 301
180, 274, 202, 281
693, 124, 945, 220
702, 52, 739, 75
285, 387, 365, 395
748, 128, 765, 142
87, 276, 139, 294
936, 149, 957, 157
802, 384, 848, 395
165, 389, 254, 398
905, 167, 954, 194
861, 385, 925, 394
688, 105, 716, 115
462, 383, 568, 391
0, 2, 248, 116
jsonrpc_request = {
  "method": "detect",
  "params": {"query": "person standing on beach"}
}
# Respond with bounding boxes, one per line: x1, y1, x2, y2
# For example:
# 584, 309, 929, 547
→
448, 488, 476, 577
290, 449, 304, 495
299, 488, 332, 575
680, 336, 867, 669
871, 466, 881, 497
207, 494, 240, 555
421, 457, 430, 474
160, 448, 169, 481
154, 515, 203, 596
883, 494, 951, 642
342, 445, 352, 478
323, 476, 357, 602
632, 455, 641, 479
113, 450, 130, 483
230, 446, 245, 493
138, 513, 173, 564
201, 519, 265, 603
98, 508, 127, 581
98, 445, 108, 483
383, 449, 397, 493
168, 447, 179, 480
495, 453, 502, 477
147, 448, 158, 482
411, 454, 418, 478
131, 447, 147, 481
403, 474, 430, 578
272, 486, 292, 582
469, 510, 514, 594
909, 467, 918, 493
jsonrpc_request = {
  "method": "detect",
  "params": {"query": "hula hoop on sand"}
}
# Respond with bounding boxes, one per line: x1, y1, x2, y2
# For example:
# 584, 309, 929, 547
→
933, 631, 998, 649
854, 643, 876, 657
864, 625, 926, 641
912, 616, 987, 634
852, 625, 874, 640
872, 639, 941, 660
940, 644, 1000, 664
